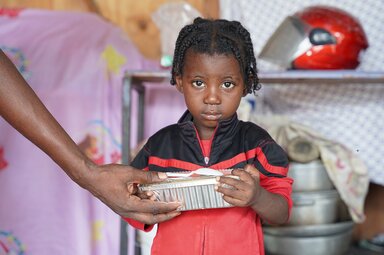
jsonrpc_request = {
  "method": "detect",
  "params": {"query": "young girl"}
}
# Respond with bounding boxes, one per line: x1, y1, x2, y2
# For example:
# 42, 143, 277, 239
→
126, 17, 293, 255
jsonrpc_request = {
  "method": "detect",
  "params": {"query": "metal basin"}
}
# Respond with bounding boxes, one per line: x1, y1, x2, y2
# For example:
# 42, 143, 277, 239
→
264, 221, 354, 237
264, 221, 354, 255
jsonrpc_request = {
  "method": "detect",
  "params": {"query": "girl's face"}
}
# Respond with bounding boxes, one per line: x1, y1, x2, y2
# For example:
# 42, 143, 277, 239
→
175, 50, 245, 140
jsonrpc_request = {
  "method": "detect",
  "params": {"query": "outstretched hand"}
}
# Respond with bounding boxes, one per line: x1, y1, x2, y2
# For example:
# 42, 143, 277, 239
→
0, 49, 181, 225
215, 164, 262, 207
85, 163, 181, 225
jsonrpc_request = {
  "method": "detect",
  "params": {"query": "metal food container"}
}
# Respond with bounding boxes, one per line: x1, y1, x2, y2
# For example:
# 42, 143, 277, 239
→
139, 175, 237, 211
288, 160, 334, 192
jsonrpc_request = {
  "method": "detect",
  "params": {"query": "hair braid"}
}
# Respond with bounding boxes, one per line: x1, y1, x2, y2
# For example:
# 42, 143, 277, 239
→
170, 17, 261, 94
235, 23, 260, 92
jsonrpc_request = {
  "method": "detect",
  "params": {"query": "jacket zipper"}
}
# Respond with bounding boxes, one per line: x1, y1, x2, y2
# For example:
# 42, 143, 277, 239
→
193, 125, 218, 166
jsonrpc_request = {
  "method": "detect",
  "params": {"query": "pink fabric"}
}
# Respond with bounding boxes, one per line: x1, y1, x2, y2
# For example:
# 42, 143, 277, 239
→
0, 8, 186, 255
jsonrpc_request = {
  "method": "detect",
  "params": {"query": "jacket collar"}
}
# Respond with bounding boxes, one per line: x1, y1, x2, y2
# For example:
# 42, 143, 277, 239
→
177, 110, 239, 143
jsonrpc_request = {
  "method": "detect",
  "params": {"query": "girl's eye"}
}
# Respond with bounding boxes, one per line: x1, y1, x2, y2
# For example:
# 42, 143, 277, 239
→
192, 80, 205, 88
222, 81, 235, 89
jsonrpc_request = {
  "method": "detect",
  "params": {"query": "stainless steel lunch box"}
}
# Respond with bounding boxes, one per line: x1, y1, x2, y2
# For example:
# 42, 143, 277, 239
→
139, 176, 236, 211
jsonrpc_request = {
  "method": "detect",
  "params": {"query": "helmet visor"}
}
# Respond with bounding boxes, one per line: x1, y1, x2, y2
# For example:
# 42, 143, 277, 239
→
259, 16, 313, 68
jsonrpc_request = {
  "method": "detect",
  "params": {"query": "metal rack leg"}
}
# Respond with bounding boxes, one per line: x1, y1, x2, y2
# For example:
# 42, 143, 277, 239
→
120, 73, 146, 255
120, 74, 132, 255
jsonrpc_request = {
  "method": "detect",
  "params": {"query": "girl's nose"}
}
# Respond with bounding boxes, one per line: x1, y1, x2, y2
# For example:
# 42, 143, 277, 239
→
204, 85, 220, 105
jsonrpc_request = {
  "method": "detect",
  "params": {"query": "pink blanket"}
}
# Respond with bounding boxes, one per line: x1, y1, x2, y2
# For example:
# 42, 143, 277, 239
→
0, 8, 186, 255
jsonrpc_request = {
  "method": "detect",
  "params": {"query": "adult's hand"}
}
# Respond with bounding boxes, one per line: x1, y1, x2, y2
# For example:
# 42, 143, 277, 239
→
0, 50, 181, 225
85, 163, 181, 225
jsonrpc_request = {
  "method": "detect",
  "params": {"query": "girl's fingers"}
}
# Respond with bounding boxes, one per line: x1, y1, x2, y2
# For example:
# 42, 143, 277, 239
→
243, 164, 260, 180
217, 176, 241, 187
222, 195, 246, 207
231, 168, 255, 183
218, 174, 253, 191
217, 184, 245, 206
216, 182, 250, 202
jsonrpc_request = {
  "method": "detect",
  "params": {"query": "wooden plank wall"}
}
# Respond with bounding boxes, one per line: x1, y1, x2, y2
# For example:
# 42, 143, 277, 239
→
0, 0, 219, 59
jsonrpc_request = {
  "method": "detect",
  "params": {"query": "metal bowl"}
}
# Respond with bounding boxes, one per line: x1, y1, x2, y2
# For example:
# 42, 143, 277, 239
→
264, 221, 354, 237
264, 221, 354, 255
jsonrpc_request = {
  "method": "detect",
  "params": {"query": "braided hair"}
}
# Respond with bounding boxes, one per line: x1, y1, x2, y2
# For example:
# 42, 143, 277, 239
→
170, 17, 261, 94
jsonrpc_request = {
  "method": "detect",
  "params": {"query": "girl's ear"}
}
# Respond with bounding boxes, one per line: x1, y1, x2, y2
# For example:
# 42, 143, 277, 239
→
242, 86, 248, 97
242, 82, 249, 97
175, 76, 184, 94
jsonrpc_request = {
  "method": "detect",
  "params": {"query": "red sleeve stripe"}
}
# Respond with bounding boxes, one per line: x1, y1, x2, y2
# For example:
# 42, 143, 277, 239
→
255, 149, 288, 176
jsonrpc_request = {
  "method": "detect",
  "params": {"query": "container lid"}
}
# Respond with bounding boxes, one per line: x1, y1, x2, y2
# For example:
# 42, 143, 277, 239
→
289, 159, 325, 170
139, 175, 239, 191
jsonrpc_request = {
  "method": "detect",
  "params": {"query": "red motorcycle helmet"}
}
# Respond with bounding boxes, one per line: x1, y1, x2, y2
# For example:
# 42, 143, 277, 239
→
292, 6, 369, 69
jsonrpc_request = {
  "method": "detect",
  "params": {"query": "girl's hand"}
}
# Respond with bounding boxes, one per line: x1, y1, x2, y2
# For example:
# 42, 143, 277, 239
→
217, 164, 290, 225
215, 164, 262, 207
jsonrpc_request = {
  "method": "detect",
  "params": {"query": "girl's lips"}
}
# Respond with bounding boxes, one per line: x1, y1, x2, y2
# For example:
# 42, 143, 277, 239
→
201, 112, 222, 121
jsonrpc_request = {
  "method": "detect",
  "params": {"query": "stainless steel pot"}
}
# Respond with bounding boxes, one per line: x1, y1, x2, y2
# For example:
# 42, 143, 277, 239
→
263, 221, 354, 255
288, 160, 334, 192
288, 189, 341, 225
264, 221, 354, 237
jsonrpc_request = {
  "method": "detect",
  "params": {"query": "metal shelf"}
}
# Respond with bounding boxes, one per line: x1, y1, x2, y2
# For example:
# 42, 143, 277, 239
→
121, 69, 384, 168
124, 70, 384, 84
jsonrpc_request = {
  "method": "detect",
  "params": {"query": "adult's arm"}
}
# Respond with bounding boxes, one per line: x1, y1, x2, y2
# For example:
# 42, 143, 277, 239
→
0, 50, 180, 224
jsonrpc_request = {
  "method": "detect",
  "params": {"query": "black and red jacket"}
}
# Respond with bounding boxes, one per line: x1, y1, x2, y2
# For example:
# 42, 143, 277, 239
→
126, 110, 293, 255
